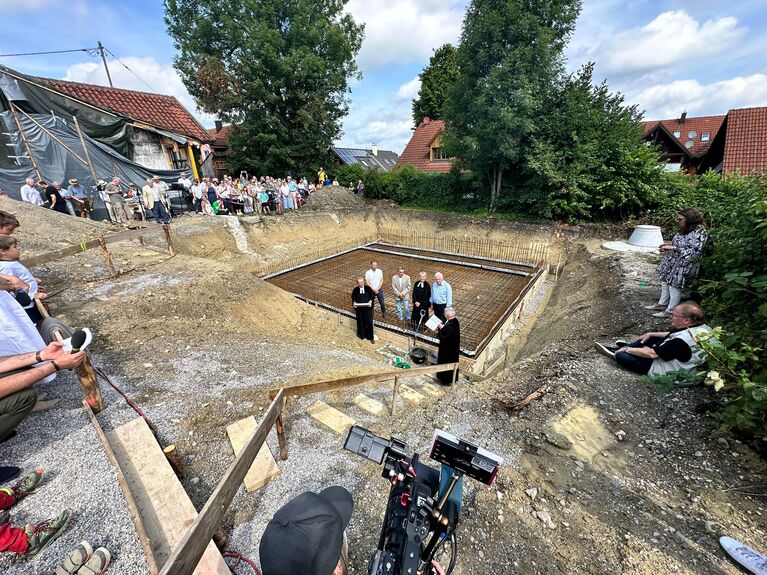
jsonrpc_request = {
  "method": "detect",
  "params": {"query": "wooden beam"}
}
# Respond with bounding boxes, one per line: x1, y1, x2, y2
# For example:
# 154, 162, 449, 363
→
8, 101, 42, 181
82, 400, 159, 574
73, 115, 100, 186
158, 389, 285, 575
225, 416, 281, 492
267, 362, 459, 400
98, 236, 117, 277
16, 107, 89, 166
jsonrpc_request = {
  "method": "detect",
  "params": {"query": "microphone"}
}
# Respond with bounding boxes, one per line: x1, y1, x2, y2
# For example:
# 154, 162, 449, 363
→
69, 329, 88, 352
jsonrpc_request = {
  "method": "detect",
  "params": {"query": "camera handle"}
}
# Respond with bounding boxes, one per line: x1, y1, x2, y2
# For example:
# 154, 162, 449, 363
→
431, 469, 462, 528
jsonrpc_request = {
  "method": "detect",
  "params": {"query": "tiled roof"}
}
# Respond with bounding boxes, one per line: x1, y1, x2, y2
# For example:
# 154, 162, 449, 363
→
331, 147, 398, 172
396, 119, 454, 174
642, 115, 725, 156
722, 107, 767, 174
37, 77, 211, 143
208, 125, 233, 148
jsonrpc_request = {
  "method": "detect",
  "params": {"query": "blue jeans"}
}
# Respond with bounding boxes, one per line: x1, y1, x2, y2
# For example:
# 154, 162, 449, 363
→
395, 299, 410, 321
615, 336, 665, 375
152, 201, 169, 224
374, 289, 386, 317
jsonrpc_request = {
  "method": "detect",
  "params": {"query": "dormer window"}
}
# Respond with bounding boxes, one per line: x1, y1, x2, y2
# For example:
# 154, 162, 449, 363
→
701, 132, 710, 142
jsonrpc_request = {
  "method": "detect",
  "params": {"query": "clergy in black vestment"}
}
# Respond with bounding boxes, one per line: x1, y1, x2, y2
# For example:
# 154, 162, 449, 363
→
352, 276, 375, 341
436, 307, 460, 385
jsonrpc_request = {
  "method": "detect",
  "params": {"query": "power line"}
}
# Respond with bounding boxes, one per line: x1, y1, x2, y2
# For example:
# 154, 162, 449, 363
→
102, 45, 157, 93
0, 47, 94, 58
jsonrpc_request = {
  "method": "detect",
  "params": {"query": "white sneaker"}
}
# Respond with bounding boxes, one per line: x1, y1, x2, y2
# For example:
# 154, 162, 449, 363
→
652, 311, 671, 318
643, 303, 665, 310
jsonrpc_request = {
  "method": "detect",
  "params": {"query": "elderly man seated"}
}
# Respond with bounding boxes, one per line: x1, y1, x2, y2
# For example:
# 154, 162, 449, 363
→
595, 301, 712, 376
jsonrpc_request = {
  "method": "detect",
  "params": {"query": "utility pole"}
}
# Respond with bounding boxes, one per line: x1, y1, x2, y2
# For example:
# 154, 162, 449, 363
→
97, 41, 113, 87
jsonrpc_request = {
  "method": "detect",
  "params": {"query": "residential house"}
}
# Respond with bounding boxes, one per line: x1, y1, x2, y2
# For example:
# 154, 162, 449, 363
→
330, 145, 399, 172
642, 112, 725, 174
207, 122, 233, 180
396, 118, 454, 174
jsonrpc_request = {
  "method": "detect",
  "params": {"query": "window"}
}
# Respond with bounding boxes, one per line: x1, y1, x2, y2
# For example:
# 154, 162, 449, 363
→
701, 132, 710, 142
685, 140, 694, 149
688, 130, 697, 139
673, 130, 681, 138
431, 147, 450, 161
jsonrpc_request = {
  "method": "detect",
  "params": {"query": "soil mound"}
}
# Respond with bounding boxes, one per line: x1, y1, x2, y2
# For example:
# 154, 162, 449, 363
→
302, 185, 367, 211
0, 196, 114, 256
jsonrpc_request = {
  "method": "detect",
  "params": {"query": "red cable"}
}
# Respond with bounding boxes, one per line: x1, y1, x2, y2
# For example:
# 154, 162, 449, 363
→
223, 550, 261, 574
94, 366, 158, 435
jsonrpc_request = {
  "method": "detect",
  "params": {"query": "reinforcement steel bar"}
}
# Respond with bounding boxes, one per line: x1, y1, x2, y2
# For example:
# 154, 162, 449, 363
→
373, 241, 536, 269
362, 246, 531, 277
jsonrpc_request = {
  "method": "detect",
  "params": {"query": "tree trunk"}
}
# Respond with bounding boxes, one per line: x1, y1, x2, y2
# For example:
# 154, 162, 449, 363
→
489, 164, 502, 213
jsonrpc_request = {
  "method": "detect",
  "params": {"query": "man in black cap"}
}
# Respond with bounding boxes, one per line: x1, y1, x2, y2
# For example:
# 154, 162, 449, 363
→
260, 486, 352, 575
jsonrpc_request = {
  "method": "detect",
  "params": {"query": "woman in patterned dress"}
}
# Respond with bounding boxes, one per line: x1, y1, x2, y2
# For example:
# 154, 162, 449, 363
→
646, 208, 708, 318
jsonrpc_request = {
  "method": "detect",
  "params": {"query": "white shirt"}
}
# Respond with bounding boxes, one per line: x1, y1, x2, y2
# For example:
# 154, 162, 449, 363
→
0, 291, 55, 383
177, 177, 192, 190
191, 183, 204, 199
21, 184, 44, 205
365, 268, 383, 290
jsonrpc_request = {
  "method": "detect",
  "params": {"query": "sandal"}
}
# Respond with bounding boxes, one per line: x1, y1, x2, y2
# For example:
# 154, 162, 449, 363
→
54, 540, 93, 575
77, 547, 111, 575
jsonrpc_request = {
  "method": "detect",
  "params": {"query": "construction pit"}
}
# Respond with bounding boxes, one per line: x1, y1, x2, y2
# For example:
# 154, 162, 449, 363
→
1, 189, 765, 575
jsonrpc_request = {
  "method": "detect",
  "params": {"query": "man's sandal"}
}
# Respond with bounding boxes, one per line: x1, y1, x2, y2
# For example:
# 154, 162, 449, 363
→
54, 540, 93, 575
77, 547, 111, 575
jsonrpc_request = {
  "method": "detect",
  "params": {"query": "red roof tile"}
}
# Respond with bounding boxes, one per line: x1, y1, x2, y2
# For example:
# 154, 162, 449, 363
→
38, 77, 211, 143
207, 124, 233, 148
722, 107, 767, 174
396, 119, 454, 174
643, 115, 725, 156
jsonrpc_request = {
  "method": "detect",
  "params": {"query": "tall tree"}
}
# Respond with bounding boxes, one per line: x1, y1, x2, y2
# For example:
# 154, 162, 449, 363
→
442, 0, 580, 211
164, 0, 363, 175
412, 44, 460, 127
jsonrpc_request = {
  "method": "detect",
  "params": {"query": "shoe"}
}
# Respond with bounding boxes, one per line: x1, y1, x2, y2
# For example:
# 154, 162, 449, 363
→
644, 303, 665, 310
0, 466, 21, 483
12, 468, 44, 500
24, 508, 74, 557
594, 342, 616, 358
0, 510, 9, 525
77, 546, 111, 575
614, 340, 629, 348
652, 311, 671, 318
0, 430, 17, 443
55, 540, 94, 575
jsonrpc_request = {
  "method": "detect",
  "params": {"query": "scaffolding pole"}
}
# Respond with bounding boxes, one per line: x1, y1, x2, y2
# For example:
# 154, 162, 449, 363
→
8, 101, 42, 181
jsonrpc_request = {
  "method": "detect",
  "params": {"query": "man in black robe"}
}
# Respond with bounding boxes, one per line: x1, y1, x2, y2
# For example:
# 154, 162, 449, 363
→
411, 271, 431, 330
436, 307, 460, 385
351, 276, 374, 342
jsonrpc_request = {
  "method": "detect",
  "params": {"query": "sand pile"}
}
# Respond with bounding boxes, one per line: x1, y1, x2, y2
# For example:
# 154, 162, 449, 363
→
302, 185, 367, 211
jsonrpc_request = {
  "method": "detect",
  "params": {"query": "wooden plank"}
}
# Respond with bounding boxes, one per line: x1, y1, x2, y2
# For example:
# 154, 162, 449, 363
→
419, 381, 444, 398
83, 401, 159, 575
226, 416, 281, 492
159, 390, 285, 575
268, 362, 460, 399
353, 393, 386, 416
108, 418, 229, 575
398, 384, 426, 403
306, 400, 356, 434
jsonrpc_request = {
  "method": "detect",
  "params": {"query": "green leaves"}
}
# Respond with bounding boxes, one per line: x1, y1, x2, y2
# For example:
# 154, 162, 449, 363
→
412, 44, 460, 127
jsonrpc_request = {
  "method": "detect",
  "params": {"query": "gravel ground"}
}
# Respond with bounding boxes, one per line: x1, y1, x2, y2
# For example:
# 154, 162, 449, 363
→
0, 366, 147, 575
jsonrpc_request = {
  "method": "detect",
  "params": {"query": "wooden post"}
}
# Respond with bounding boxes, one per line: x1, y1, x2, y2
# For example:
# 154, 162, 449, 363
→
158, 390, 284, 575
163, 224, 175, 256
391, 376, 400, 416
73, 116, 99, 187
451, 364, 459, 385
276, 411, 288, 461
16, 108, 89, 165
98, 236, 117, 277
8, 101, 42, 181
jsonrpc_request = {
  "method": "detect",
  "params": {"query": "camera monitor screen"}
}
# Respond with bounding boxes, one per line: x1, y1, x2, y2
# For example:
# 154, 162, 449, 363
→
429, 429, 503, 485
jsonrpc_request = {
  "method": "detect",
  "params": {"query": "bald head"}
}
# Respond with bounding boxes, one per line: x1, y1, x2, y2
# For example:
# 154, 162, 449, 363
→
435, 272, 444, 285
444, 307, 456, 319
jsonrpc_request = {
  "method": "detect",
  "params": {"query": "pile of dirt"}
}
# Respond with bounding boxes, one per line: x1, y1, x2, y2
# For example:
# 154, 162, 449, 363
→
302, 185, 368, 211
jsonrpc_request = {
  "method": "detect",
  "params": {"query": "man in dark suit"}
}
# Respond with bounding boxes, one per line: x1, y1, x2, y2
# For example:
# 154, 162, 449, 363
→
436, 307, 460, 385
351, 276, 374, 342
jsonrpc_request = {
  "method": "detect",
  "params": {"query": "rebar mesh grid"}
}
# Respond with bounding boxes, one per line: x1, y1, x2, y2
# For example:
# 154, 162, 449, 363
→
266, 246, 539, 354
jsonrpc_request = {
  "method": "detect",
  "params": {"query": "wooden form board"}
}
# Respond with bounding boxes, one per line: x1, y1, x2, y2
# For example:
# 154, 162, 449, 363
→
107, 418, 230, 575
226, 416, 281, 492
418, 382, 444, 398
398, 384, 427, 403
307, 400, 356, 433
354, 393, 386, 416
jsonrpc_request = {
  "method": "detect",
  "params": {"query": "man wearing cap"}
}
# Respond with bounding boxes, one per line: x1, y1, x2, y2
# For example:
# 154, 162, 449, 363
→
64, 178, 90, 219
142, 178, 170, 225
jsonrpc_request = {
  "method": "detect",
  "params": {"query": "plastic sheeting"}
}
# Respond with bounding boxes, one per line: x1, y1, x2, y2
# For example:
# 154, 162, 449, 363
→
0, 112, 184, 220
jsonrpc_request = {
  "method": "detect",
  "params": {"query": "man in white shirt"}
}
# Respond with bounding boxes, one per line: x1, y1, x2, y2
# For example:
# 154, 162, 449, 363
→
364, 260, 386, 319
143, 178, 170, 224
177, 172, 192, 192
190, 179, 204, 213
20, 179, 43, 206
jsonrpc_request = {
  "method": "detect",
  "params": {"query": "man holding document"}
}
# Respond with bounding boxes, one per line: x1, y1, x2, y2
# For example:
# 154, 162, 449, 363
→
351, 276, 375, 342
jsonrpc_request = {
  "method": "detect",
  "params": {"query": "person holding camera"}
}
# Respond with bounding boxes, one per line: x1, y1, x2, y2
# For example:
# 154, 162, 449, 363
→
259, 486, 446, 575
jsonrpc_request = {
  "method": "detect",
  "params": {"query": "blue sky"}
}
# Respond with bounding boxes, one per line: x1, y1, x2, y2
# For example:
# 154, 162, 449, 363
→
1, 0, 766, 155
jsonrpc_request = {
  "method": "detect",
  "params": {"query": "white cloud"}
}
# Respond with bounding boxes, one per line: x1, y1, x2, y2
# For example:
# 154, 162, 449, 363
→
597, 10, 746, 74
634, 74, 767, 119
0, 0, 52, 12
396, 77, 421, 101
63, 56, 215, 128
346, 0, 464, 71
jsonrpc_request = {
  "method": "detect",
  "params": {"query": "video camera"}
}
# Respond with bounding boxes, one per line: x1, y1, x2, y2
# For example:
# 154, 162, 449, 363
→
344, 425, 502, 575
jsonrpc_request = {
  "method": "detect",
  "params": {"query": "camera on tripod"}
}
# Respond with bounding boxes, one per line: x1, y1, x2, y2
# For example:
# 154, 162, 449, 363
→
344, 425, 503, 575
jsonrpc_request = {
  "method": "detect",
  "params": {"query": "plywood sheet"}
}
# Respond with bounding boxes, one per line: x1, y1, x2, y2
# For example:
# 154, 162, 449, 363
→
226, 416, 281, 492
107, 418, 229, 575
418, 381, 444, 398
307, 400, 356, 433
399, 384, 426, 403
353, 393, 386, 416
